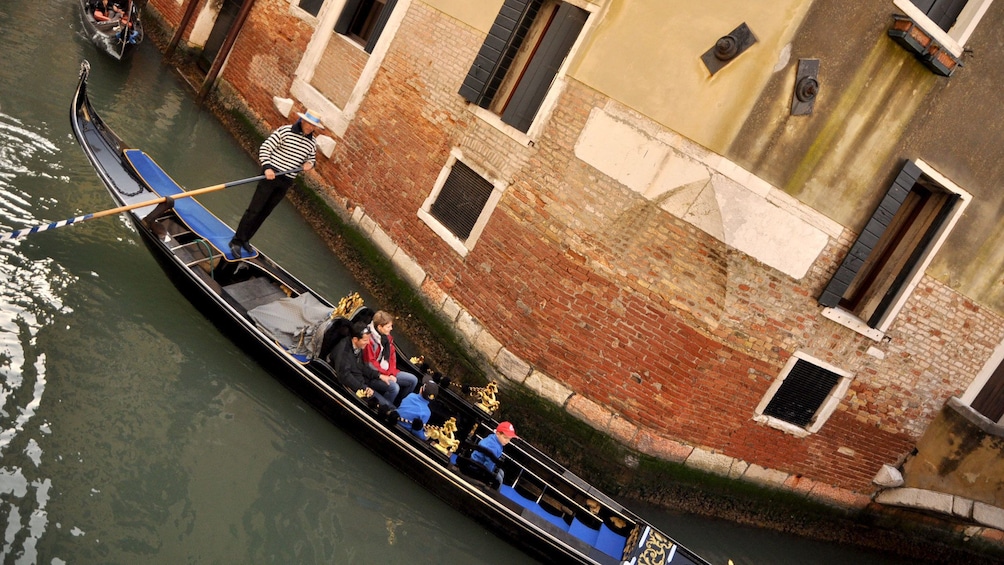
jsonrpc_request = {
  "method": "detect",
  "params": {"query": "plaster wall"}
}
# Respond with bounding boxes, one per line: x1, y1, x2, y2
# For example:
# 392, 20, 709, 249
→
571, 0, 813, 154
903, 398, 1004, 508
732, 0, 1004, 313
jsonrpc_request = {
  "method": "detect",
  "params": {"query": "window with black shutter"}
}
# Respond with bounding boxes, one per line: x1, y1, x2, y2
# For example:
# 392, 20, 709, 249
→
334, 0, 399, 53
298, 0, 325, 17
458, 0, 588, 133
762, 359, 842, 428
819, 159, 962, 330
909, 0, 968, 31
429, 161, 494, 241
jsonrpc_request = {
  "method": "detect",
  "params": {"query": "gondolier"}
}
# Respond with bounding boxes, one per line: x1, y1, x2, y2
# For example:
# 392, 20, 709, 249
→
229, 110, 322, 258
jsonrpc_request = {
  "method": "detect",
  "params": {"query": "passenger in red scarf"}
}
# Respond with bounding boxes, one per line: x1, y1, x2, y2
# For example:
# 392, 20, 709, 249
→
362, 311, 419, 406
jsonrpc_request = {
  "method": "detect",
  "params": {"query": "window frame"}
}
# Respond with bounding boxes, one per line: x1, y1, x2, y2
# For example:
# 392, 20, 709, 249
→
893, 0, 993, 57
417, 148, 507, 257
334, 0, 398, 53
961, 339, 1004, 424
820, 159, 972, 341
459, 0, 595, 144
754, 352, 854, 437
295, 0, 326, 18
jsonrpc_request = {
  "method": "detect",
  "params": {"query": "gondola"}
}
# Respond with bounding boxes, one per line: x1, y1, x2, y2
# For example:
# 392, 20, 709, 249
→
69, 61, 712, 565
77, 0, 143, 60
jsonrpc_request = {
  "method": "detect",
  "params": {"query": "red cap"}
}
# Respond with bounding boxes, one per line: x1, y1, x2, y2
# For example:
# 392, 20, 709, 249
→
496, 421, 518, 438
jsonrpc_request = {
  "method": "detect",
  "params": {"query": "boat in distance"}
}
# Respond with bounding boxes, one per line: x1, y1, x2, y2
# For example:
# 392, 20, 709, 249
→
69, 60, 712, 565
77, 0, 144, 60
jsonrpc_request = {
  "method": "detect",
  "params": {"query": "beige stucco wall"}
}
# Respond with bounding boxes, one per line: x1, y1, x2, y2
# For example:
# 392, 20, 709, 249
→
570, 0, 813, 154
902, 399, 1004, 508
422, 0, 503, 33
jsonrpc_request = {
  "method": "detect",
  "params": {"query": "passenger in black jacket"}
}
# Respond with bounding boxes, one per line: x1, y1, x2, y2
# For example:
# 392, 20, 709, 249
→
331, 322, 396, 409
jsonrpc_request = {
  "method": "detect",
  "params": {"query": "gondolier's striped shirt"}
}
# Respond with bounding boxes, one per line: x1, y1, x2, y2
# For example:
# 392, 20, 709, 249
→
258, 123, 317, 179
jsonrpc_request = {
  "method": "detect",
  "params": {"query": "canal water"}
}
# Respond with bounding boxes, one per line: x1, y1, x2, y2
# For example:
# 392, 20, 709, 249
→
0, 1, 960, 564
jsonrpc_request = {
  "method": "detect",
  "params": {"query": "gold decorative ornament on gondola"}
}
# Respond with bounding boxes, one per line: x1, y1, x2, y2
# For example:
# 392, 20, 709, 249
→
425, 417, 460, 455
469, 381, 500, 414
332, 292, 365, 319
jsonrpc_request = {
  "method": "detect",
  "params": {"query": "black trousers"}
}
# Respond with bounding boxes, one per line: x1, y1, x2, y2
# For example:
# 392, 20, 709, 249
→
232, 175, 294, 245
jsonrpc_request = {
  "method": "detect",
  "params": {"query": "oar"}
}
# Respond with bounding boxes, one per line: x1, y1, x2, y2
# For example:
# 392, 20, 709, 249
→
0, 167, 301, 241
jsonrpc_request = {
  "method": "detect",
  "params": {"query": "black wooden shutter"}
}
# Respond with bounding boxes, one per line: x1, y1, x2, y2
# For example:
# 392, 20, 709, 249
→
458, 0, 543, 108
910, 0, 967, 31
334, 0, 365, 34
763, 359, 841, 428
363, 0, 397, 53
866, 190, 957, 327
429, 162, 494, 240
500, 2, 587, 132
298, 0, 324, 17
818, 161, 922, 308
972, 361, 1004, 422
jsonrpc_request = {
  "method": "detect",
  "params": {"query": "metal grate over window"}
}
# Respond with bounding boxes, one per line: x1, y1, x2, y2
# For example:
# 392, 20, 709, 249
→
429, 161, 494, 241
762, 359, 841, 427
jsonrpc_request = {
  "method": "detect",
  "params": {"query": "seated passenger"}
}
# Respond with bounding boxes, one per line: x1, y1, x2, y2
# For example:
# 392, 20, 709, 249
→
331, 322, 397, 411
471, 421, 518, 486
92, 0, 123, 22
363, 311, 418, 405
397, 381, 439, 440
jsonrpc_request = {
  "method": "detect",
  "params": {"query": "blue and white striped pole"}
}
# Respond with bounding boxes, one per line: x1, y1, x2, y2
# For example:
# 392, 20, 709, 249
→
0, 167, 300, 241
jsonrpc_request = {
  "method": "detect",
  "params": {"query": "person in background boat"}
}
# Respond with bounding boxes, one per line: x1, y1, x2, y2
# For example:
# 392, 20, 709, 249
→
396, 380, 439, 440
363, 311, 418, 405
91, 0, 124, 22
228, 110, 322, 258
331, 322, 398, 412
471, 421, 517, 487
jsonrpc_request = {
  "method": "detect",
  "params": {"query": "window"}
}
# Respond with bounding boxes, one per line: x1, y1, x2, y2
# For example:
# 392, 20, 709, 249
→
458, 0, 589, 134
418, 151, 506, 257
961, 340, 1004, 424
819, 159, 971, 340
754, 353, 853, 436
334, 0, 398, 53
298, 0, 325, 17
892, 0, 993, 56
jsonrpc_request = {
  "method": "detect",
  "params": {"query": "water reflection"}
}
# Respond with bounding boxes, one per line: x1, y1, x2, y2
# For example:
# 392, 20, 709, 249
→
0, 111, 72, 565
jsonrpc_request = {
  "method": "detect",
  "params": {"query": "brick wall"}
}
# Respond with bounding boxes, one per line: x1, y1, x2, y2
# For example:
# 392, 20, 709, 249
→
311, 35, 367, 109
148, 0, 1004, 492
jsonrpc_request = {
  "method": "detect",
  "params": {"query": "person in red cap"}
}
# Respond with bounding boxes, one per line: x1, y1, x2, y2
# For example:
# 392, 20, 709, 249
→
471, 421, 518, 487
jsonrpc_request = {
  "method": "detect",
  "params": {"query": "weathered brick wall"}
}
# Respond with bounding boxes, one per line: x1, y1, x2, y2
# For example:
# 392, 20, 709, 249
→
147, 0, 1004, 492
148, 0, 201, 31
311, 36, 367, 109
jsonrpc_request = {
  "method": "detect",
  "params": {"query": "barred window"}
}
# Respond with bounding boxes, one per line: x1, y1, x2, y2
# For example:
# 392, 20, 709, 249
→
418, 152, 505, 257
755, 353, 853, 435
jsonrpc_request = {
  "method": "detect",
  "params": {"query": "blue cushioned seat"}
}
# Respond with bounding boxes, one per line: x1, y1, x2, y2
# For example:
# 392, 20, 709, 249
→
569, 518, 600, 545
124, 149, 256, 261
499, 485, 570, 532
595, 523, 627, 560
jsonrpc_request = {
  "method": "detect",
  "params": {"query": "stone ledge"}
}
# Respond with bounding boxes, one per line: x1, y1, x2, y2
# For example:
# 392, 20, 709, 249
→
876, 487, 955, 515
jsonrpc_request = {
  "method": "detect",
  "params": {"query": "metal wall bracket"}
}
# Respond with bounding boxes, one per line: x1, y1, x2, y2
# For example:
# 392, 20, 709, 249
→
791, 58, 820, 116
701, 22, 757, 75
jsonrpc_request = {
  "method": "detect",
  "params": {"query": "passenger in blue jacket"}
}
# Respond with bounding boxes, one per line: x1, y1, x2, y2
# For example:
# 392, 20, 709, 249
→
471, 421, 517, 485
397, 381, 439, 439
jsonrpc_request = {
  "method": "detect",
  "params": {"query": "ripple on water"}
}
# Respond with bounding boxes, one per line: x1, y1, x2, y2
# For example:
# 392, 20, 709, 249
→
0, 111, 74, 565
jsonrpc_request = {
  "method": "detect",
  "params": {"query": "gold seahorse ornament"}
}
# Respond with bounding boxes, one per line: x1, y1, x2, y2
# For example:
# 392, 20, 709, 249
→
425, 417, 460, 455
471, 381, 500, 414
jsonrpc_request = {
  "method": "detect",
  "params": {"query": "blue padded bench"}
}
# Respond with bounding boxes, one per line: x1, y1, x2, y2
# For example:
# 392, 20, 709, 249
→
499, 485, 570, 532
125, 149, 256, 261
